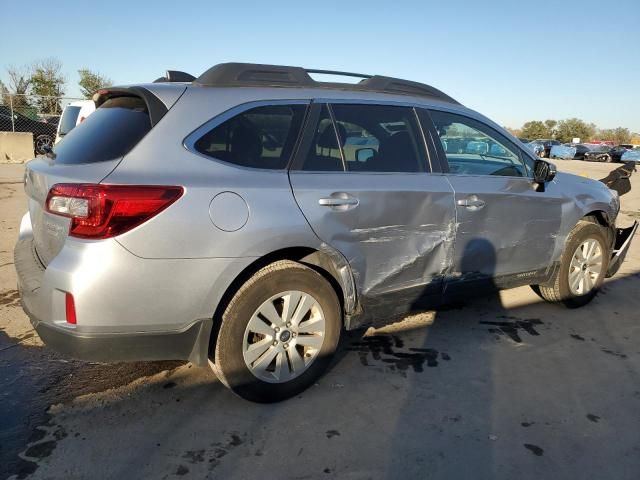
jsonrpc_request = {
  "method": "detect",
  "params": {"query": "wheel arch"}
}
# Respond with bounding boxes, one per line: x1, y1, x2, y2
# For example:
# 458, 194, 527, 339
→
584, 210, 612, 228
583, 210, 616, 246
207, 245, 357, 358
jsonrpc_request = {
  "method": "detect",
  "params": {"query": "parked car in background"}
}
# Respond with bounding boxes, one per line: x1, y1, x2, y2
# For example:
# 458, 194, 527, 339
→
0, 106, 57, 154
526, 140, 545, 157
584, 144, 615, 162
609, 145, 633, 163
55, 100, 96, 144
535, 139, 561, 158
39, 115, 60, 127
568, 143, 592, 160
621, 149, 640, 162
518, 137, 531, 144
14, 62, 637, 402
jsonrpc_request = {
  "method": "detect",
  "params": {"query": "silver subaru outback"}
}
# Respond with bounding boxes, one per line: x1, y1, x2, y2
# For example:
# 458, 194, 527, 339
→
15, 63, 637, 402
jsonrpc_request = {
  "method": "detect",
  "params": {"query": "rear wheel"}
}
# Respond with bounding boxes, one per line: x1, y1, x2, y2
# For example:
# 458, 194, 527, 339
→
211, 260, 341, 402
533, 220, 609, 308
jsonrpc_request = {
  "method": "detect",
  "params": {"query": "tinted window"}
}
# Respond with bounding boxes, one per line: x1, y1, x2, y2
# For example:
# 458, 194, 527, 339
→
303, 104, 427, 173
58, 106, 81, 135
195, 105, 306, 169
333, 104, 426, 172
301, 105, 344, 172
53, 96, 150, 164
428, 110, 528, 177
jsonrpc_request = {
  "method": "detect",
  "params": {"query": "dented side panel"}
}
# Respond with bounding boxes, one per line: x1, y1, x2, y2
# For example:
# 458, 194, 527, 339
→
289, 172, 456, 320
446, 175, 564, 279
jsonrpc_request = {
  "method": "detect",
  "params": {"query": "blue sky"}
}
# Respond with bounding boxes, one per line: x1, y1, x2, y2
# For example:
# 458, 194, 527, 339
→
2, 0, 639, 132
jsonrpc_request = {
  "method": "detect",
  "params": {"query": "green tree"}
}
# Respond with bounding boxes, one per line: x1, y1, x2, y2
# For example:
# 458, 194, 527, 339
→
30, 58, 66, 114
544, 119, 558, 137
555, 118, 596, 143
78, 69, 112, 99
520, 121, 551, 139
597, 127, 631, 145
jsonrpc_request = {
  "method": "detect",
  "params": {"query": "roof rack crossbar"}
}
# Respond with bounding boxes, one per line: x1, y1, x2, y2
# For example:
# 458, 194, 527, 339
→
193, 63, 459, 104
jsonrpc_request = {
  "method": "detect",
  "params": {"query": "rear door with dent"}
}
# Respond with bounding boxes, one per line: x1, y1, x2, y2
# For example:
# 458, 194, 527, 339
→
289, 102, 456, 323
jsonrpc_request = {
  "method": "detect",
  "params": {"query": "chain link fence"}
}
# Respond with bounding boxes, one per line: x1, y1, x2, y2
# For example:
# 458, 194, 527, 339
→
1, 93, 83, 155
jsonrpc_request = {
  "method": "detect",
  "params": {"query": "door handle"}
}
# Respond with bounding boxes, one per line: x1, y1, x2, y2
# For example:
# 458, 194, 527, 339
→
318, 193, 359, 210
457, 195, 486, 210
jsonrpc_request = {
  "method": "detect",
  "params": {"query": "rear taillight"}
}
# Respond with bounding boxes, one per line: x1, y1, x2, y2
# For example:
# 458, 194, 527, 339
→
46, 184, 184, 239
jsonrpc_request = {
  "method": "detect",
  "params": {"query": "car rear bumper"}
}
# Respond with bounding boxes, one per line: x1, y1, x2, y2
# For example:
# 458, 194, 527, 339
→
606, 221, 638, 277
13, 212, 255, 365
15, 235, 213, 364
29, 313, 208, 364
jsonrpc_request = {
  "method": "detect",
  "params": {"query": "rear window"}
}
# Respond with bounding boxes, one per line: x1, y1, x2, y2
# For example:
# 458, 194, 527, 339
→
58, 106, 81, 136
52, 96, 150, 164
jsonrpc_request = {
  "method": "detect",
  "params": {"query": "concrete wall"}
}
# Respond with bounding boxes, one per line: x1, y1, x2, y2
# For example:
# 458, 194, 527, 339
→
0, 132, 34, 163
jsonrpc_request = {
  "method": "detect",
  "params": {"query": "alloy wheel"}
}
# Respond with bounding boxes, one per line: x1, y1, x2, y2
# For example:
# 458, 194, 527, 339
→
568, 238, 603, 295
242, 291, 325, 383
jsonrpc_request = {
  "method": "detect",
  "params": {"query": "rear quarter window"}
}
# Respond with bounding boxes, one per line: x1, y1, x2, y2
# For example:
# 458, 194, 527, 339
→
52, 96, 150, 164
193, 104, 307, 169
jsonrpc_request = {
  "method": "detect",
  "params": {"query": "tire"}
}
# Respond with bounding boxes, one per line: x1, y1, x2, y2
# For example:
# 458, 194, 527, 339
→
35, 134, 53, 155
532, 220, 610, 308
211, 260, 341, 403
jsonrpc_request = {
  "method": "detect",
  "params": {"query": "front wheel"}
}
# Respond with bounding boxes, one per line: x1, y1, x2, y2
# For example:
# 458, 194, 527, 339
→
532, 220, 610, 308
211, 260, 341, 402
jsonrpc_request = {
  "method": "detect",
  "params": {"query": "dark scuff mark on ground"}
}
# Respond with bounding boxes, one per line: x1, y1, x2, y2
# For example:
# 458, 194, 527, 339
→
175, 464, 190, 475
0, 328, 183, 480
586, 414, 601, 423
348, 335, 450, 373
480, 317, 543, 343
601, 348, 627, 359
524, 444, 544, 456
570, 334, 585, 341
179, 432, 247, 472
326, 430, 340, 439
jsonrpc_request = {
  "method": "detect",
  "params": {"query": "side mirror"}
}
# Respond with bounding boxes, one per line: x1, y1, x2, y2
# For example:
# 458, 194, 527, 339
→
355, 147, 376, 162
533, 159, 557, 183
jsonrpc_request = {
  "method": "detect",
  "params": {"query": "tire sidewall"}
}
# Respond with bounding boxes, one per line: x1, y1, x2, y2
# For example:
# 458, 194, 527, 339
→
557, 223, 610, 307
215, 265, 341, 402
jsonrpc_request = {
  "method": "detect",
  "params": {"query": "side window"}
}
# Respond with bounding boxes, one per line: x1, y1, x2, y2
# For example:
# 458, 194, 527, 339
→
429, 110, 528, 177
194, 104, 306, 169
302, 105, 344, 171
331, 104, 426, 173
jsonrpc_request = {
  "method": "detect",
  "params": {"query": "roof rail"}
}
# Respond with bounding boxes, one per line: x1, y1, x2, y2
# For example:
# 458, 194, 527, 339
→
153, 70, 196, 83
193, 63, 459, 104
